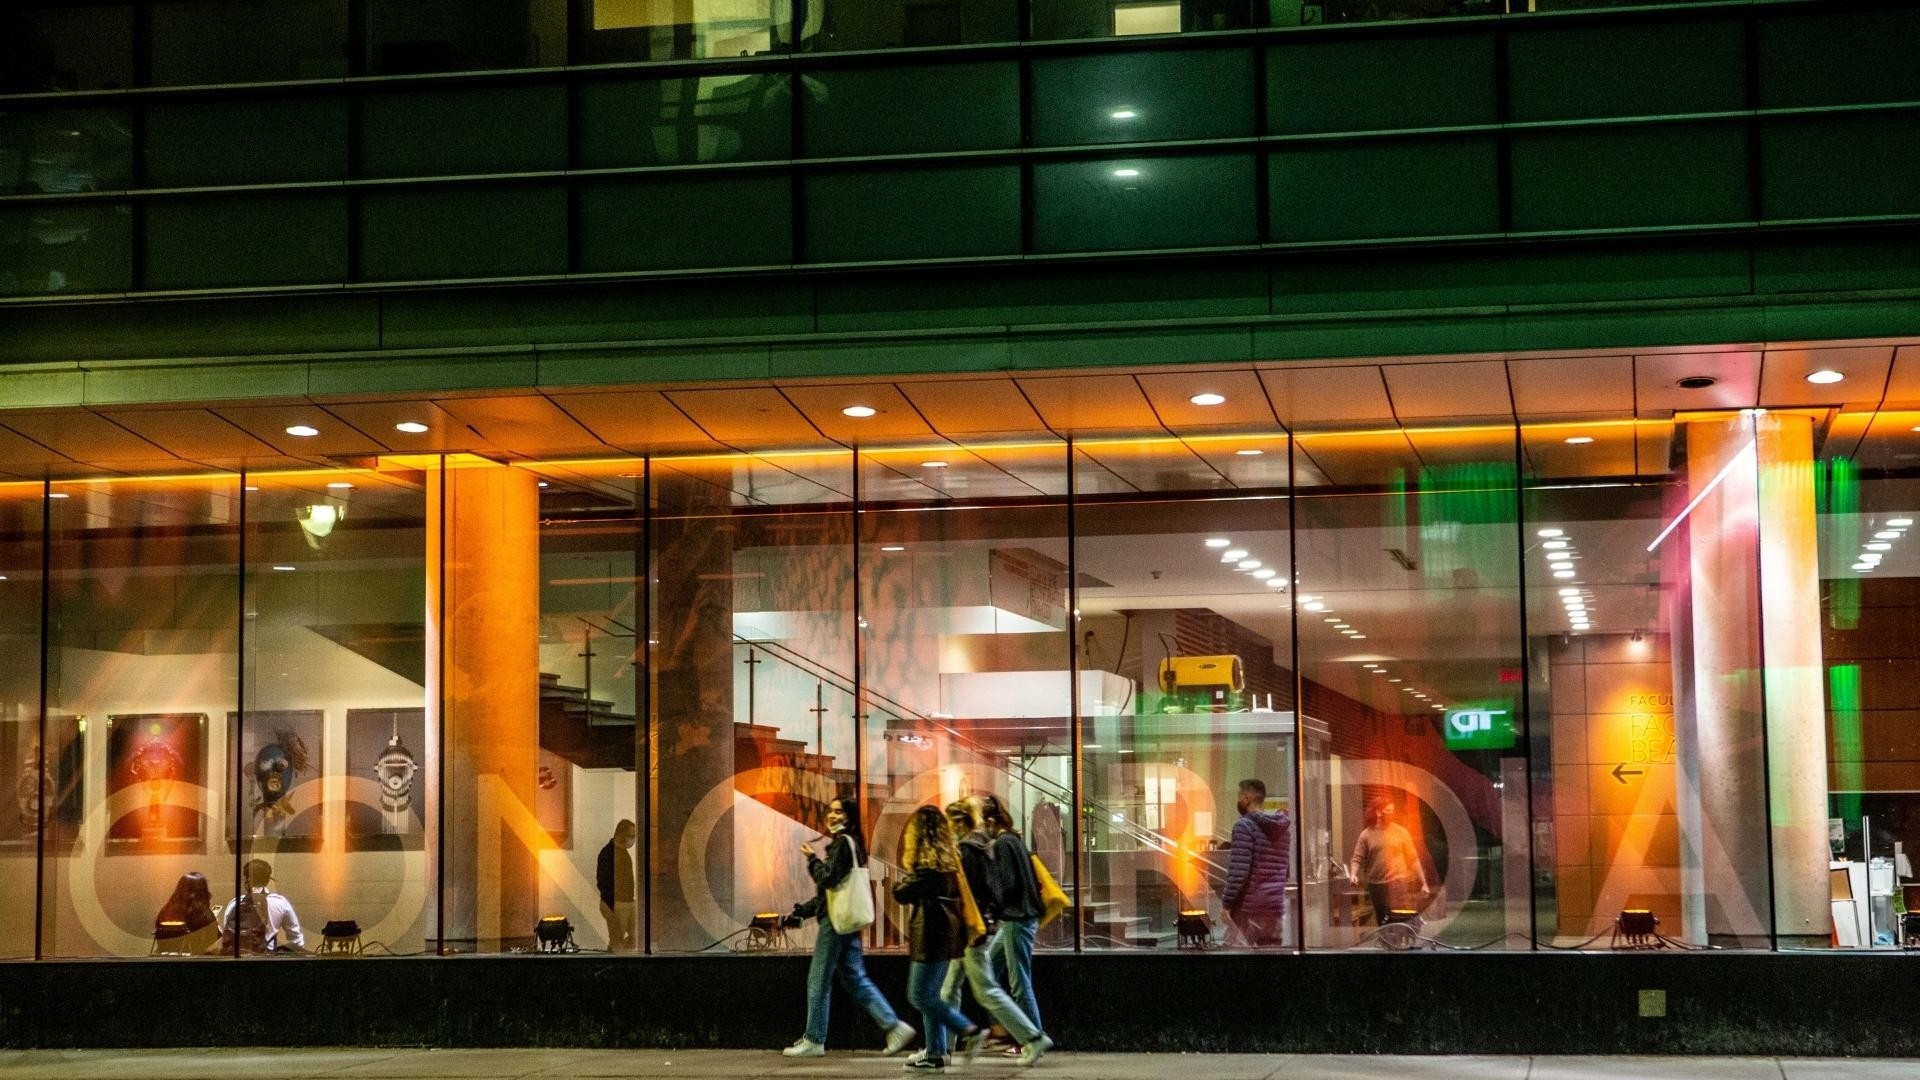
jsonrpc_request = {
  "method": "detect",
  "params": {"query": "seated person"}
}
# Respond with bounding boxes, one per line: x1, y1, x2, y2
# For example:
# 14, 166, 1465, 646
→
212, 858, 305, 953
152, 871, 219, 955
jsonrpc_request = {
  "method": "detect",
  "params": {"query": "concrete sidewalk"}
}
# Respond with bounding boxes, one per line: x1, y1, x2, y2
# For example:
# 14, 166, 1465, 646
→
0, 1050, 1914, 1079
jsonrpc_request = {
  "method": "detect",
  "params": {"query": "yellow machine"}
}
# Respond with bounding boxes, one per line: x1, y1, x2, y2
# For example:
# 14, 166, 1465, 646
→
1157, 654, 1245, 695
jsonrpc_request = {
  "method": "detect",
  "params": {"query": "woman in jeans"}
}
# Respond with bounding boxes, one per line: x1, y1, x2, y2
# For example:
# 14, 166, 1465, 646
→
981, 793, 1046, 1041
943, 799, 1052, 1066
891, 804, 981, 1072
783, 796, 916, 1059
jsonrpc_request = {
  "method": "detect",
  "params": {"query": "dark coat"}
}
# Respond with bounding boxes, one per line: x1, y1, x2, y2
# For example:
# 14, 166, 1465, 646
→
988, 830, 1043, 921
955, 831, 997, 940
892, 867, 966, 962
1222, 809, 1291, 916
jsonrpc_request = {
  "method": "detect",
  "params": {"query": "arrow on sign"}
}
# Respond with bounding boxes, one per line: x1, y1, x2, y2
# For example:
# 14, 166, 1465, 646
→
1611, 763, 1644, 785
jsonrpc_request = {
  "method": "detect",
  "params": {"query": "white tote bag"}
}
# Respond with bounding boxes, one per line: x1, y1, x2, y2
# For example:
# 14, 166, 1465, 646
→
827, 862, 875, 935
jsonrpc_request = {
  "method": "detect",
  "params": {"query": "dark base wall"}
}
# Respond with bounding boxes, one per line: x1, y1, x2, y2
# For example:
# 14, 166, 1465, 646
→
3, 952, 1916, 1055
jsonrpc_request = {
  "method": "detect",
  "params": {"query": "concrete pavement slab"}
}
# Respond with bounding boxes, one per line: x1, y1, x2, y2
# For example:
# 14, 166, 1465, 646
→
1779, 1061, 1920, 1080
1270, 1054, 1529, 1080
0, 1049, 417, 1079
1529, 1057, 1786, 1080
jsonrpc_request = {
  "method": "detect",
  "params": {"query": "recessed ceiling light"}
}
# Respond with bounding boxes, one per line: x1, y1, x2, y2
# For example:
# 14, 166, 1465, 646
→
921, 460, 949, 469
1554, 570, 1577, 579
272, 565, 297, 571
1565, 436, 1594, 445
1677, 375, 1718, 390
1303, 601, 1326, 611
1363, 664, 1379, 669
1223, 549, 1248, 561
1371, 669, 1386, 675
1537, 528, 1563, 538
327, 482, 353, 490
1543, 540, 1569, 550
1205, 538, 1232, 548
1235, 449, 1264, 456
47, 493, 68, 500
1253, 569, 1275, 579
1267, 579, 1286, 588
1854, 562, 1876, 572
537, 481, 549, 488
1189, 392, 1226, 407
1875, 531, 1900, 540
1323, 617, 1341, 623
1389, 678, 1403, 683
842, 405, 876, 418
1110, 109, 1138, 120
880, 544, 906, 552
1558, 587, 1580, 596
1350, 634, 1365, 639
1112, 168, 1141, 178
1866, 542, 1891, 551
1806, 370, 1845, 385
395, 421, 429, 434
244, 485, 260, 492
1237, 560, 1261, 570
286, 425, 320, 437
1890, 518, 1915, 527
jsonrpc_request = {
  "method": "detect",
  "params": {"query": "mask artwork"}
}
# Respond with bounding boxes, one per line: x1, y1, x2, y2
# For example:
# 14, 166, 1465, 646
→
252, 728, 311, 836
375, 732, 419, 834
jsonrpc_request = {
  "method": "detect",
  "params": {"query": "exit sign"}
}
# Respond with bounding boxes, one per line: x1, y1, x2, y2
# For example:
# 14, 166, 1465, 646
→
1444, 704, 1516, 750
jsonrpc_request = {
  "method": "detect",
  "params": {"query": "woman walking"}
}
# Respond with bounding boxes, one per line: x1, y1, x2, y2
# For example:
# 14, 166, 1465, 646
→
944, 798, 1053, 1066
783, 796, 916, 1059
892, 805, 982, 1071
981, 793, 1047, 1040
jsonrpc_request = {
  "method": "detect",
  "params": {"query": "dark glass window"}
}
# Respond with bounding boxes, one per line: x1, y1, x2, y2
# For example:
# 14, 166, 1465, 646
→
578, 75, 791, 168
0, 108, 133, 196
576, 0, 790, 62
0, 202, 132, 297
0, 4, 135, 92
149, 0, 349, 86
365, 0, 567, 76
808, 0, 1018, 51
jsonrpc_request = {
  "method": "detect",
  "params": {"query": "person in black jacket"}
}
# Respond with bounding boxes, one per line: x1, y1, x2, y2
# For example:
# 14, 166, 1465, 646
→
981, 793, 1048, 1043
942, 799, 1051, 1066
891, 804, 980, 1071
595, 819, 636, 952
782, 796, 915, 1059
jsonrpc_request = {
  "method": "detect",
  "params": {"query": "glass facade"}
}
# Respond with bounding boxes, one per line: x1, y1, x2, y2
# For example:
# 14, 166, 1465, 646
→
0, 407, 1909, 958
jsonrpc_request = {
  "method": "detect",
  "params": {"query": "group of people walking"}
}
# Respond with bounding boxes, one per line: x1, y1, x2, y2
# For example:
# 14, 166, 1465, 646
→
783, 794, 1053, 1071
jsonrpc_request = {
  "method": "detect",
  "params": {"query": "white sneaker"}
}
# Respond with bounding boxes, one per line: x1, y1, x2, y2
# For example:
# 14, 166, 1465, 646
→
1016, 1034, 1052, 1066
884, 1022, 918, 1056
783, 1038, 826, 1057
905, 1049, 927, 1065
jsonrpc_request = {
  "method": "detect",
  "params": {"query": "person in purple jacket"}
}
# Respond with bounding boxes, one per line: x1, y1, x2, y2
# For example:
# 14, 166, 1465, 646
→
1221, 778, 1291, 947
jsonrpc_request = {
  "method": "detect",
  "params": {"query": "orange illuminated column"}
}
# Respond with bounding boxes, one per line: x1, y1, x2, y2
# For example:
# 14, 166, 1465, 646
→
427, 462, 542, 951
1675, 412, 1829, 945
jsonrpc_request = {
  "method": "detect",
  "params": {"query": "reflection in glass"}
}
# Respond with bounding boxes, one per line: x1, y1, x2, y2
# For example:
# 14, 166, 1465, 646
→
1074, 478, 1296, 951
365, 0, 567, 75
241, 468, 432, 957
1296, 434, 1528, 950
0, 109, 133, 196
649, 454, 858, 952
0, 203, 132, 297
150, 0, 348, 85
809, 0, 1017, 51
42, 477, 241, 958
0, 485, 44, 959
0, 5, 135, 92
860, 462, 1073, 961
578, 0, 791, 62
1031, 0, 1255, 41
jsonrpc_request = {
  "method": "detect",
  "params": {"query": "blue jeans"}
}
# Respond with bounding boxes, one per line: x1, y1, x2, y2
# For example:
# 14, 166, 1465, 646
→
804, 923, 900, 1046
907, 959, 972, 1060
989, 917, 1041, 1032
941, 936, 1041, 1045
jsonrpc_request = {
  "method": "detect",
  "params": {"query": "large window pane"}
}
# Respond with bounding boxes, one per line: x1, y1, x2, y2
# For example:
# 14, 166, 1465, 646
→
1073, 434, 1297, 951
0, 203, 132, 298
150, 0, 348, 85
649, 452, 858, 952
578, 0, 790, 62
0, 108, 133, 195
0, 5, 135, 92
1032, 154, 1255, 254
1524, 415, 1775, 949
0, 484, 45, 960
577, 75, 791, 168
859, 447, 1072, 961
42, 477, 241, 958
1295, 425, 1529, 950
809, 0, 1017, 51
526, 461, 647, 952
146, 98, 347, 187
1031, 0, 1258, 41
365, 0, 567, 75
240, 467, 432, 957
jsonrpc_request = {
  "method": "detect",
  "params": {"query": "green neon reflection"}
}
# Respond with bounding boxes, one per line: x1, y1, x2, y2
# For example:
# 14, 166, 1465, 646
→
1828, 663, 1863, 824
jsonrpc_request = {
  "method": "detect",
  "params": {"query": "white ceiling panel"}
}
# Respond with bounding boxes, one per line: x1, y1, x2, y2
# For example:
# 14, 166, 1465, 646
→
1258, 366, 1393, 426
1383, 360, 1511, 420
1758, 346, 1893, 407
1508, 355, 1634, 416
1634, 350, 1761, 414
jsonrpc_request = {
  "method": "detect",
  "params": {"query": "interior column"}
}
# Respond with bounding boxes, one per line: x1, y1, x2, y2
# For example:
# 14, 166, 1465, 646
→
427, 461, 542, 951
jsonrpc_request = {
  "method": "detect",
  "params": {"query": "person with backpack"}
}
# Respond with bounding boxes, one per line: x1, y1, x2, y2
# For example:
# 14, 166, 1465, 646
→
944, 798, 1052, 1066
980, 794, 1047, 1045
891, 804, 981, 1071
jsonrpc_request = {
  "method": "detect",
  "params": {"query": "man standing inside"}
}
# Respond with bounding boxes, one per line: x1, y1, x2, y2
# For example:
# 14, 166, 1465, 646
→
597, 819, 637, 952
1221, 778, 1291, 947
1347, 799, 1430, 924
